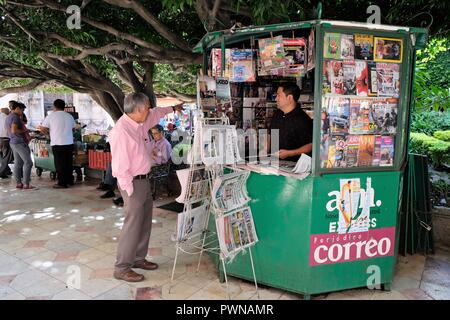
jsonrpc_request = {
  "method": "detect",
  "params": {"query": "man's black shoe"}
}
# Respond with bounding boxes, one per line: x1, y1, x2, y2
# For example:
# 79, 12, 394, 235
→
0, 175, 9, 179
101, 190, 115, 198
113, 197, 124, 206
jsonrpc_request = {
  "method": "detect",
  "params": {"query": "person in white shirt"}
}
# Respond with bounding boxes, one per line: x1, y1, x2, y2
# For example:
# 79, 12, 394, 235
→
0, 107, 13, 178
39, 99, 76, 188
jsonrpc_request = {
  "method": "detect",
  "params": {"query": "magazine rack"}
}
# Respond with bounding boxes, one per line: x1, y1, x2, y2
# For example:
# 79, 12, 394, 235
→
170, 116, 259, 299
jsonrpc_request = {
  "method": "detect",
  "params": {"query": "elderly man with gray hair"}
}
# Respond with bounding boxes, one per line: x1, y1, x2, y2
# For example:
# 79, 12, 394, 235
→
109, 92, 182, 282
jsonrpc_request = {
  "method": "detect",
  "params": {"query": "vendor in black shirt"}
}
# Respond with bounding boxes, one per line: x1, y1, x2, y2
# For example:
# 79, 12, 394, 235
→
269, 83, 313, 162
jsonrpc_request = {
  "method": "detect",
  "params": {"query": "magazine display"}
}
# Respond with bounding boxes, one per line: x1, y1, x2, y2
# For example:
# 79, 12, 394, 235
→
230, 49, 256, 82
215, 77, 232, 115
211, 48, 232, 78
215, 206, 258, 258
258, 36, 286, 73
354, 34, 373, 60
197, 76, 216, 112
201, 125, 241, 166
176, 167, 210, 204
323, 33, 341, 59
321, 31, 402, 169
374, 37, 403, 63
211, 170, 251, 212
176, 202, 210, 241
283, 38, 306, 77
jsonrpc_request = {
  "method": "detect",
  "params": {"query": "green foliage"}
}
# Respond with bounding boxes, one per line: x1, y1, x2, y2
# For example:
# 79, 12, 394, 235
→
154, 64, 200, 96
410, 111, 450, 135
0, 78, 34, 90
433, 130, 450, 142
409, 132, 450, 167
414, 37, 450, 112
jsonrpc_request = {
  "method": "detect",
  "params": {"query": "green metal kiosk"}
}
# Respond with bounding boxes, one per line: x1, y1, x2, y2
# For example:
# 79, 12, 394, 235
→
194, 20, 428, 298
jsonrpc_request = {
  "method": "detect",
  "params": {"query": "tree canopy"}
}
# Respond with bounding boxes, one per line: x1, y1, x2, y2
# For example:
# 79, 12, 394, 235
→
0, 0, 448, 120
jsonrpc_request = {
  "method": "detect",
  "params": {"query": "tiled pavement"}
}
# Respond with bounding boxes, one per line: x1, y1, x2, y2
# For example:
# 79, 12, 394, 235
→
1, 173, 450, 300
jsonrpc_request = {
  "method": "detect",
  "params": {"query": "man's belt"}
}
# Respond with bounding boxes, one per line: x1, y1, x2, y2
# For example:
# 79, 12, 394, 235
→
133, 172, 152, 180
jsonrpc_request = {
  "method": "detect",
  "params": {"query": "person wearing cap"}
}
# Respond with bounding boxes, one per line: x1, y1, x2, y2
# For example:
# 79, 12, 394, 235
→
5, 102, 35, 189
109, 92, 182, 282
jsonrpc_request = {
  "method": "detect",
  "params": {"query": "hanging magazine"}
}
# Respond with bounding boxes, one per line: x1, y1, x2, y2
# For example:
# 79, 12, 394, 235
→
357, 135, 375, 167
328, 97, 350, 134
283, 38, 306, 77
354, 34, 374, 60
323, 60, 344, 95
215, 206, 258, 258
258, 36, 286, 72
355, 61, 369, 96
380, 135, 395, 166
374, 37, 403, 63
197, 75, 216, 111
372, 98, 398, 134
215, 77, 232, 115
368, 61, 378, 96
211, 48, 232, 78
323, 33, 341, 59
377, 63, 400, 97
230, 49, 256, 82
340, 34, 355, 60
211, 170, 251, 212
372, 135, 382, 166
345, 135, 360, 167
343, 60, 356, 95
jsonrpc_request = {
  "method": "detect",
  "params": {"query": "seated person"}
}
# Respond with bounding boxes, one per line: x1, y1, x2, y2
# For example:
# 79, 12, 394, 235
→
150, 124, 172, 165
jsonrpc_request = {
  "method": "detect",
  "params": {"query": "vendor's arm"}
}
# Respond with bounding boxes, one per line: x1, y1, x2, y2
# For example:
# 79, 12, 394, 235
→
277, 143, 312, 160
39, 116, 51, 135
109, 130, 134, 196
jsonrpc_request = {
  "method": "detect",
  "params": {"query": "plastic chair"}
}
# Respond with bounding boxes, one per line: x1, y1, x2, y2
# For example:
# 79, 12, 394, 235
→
150, 163, 171, 200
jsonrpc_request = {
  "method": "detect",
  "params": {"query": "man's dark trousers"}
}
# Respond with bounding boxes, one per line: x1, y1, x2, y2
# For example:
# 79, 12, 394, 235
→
52, 144, 74, 186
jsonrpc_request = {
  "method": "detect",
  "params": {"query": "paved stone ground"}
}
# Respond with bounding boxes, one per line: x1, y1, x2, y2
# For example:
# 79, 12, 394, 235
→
1, 173, 449, 300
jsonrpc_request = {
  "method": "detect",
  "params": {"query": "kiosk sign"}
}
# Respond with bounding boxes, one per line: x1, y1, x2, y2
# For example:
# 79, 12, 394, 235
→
310, 177, 395, 266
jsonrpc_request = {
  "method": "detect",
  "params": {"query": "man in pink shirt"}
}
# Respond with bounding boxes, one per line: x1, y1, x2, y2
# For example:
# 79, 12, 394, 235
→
110, 92, 181, 282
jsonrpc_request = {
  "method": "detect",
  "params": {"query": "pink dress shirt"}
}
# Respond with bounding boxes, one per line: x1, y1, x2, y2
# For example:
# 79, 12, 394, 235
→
109, 106, 173, 196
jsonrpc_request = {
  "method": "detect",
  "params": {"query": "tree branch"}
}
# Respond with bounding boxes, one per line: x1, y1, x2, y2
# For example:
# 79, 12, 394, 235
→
0, 79, 48, 97
102, 0, 192, 52
1, 8, 39, 42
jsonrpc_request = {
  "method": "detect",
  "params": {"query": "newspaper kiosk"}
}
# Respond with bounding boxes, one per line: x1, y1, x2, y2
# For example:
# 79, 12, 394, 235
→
193, 19, 428, 298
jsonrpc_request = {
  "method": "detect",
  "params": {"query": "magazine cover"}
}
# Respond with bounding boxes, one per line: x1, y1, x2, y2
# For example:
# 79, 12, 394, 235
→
355, 60, 369, 96
322, 60, 332, 94
345, 135, 360, 167
349, 99, 362, 134
368, 61, 378, 96
323, 33, 341, 59
258, 36, 286, 72
380, 135, 395, 166
340, 34, 355, 60
326, 143, 336, 168
334, 135, 347, 168
215, 77, 232, 115
283, 38, 306, 77
377, 62, 400, 97
329, 60, 344, 94
215, 206, 258, 258
354, 34, 374, 60
374, 37, 403, 63
372, 98, 398, 134
338, 178, 361, 233
329, 98, 350, 134
307, 28, 315, 71
197, 75, 216, 111
230, 49, 255, 82
372, 135, 382, 166
320, 133, 331, 168
357, 135, 375, 167
359, 99, 375, 133
343, 60, 356, 95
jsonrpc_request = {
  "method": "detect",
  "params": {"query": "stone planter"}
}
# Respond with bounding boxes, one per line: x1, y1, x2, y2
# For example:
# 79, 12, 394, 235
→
432, 206, 450, 245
